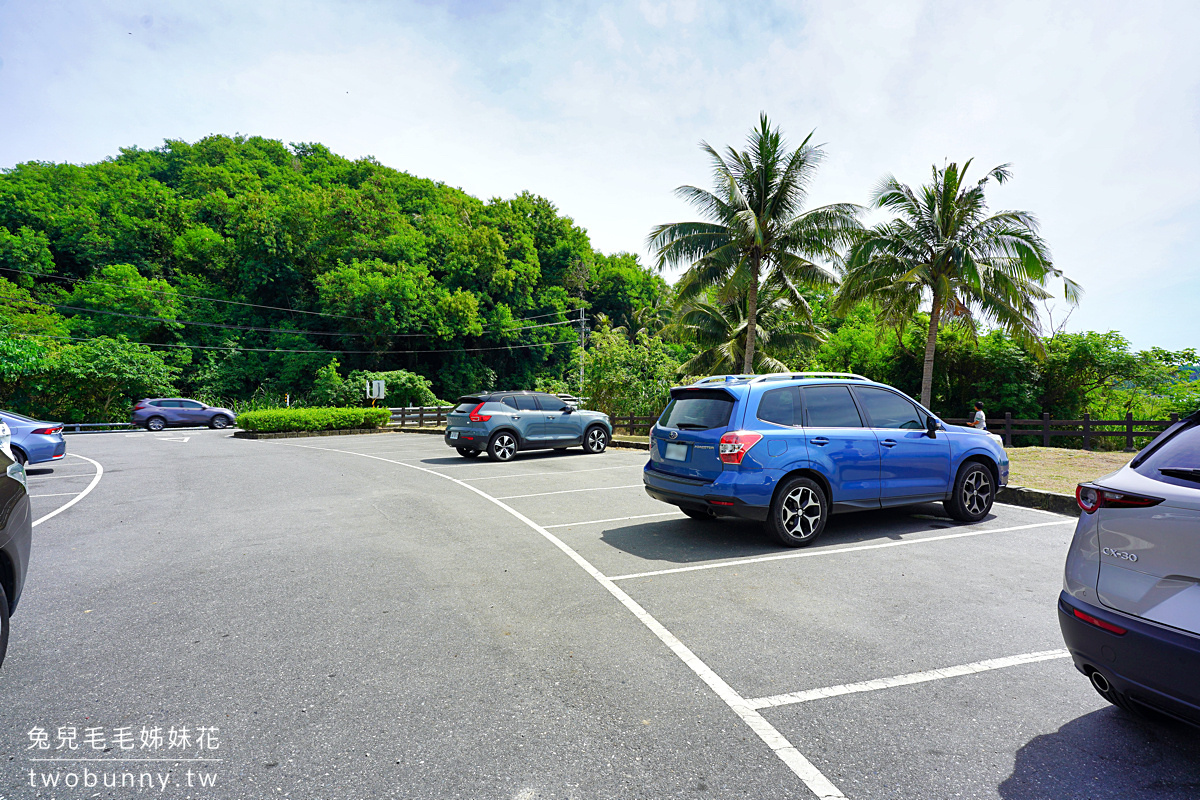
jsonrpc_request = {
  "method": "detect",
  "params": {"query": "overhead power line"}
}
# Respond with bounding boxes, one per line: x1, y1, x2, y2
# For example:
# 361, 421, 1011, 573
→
0, 264, 576, 327
14, 332, 579, 356
3, 298, 576, 338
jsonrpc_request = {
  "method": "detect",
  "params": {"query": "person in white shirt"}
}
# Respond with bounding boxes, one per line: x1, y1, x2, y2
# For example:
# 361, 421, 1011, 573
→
970, 401, 987, 430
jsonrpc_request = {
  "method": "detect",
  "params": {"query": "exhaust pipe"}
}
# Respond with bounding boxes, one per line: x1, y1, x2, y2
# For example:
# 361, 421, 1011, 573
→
1090, 670, 1111, 694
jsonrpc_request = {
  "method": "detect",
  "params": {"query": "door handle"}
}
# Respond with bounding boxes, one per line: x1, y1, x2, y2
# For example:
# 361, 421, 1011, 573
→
881, 439, 897, 448
811, 436, 829, 446
512, 416, 521, 420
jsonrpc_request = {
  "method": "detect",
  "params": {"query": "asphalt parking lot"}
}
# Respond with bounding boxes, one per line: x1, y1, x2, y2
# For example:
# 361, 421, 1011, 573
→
3, 430, 1199, 799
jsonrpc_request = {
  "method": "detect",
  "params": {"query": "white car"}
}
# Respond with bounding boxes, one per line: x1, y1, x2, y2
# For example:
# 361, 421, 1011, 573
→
1059, 411, 1200, 725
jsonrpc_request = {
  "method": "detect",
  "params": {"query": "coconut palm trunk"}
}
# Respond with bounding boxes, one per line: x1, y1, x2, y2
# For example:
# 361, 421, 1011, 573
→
920, 293, 942, 408
743, 254, 760, 372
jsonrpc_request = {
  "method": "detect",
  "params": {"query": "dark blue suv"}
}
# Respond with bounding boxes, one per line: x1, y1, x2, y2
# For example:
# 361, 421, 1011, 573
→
643, 373, 1009, 547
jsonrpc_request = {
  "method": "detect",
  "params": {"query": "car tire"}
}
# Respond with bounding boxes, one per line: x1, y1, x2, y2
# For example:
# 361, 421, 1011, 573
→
456, 447, 481, 459
209, 415, 232, 430
487, 432, 518, 462
583, 425, 608, 454
11, 448, 26, 467
768, 476, 828, 547
0, 581, 9, 668
682, 508, 716, 521
146, 416, 166, 432
945, 462, 995, 522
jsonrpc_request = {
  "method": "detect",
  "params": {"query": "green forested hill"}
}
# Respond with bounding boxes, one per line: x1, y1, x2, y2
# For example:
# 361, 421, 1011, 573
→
0, 135, 667, 417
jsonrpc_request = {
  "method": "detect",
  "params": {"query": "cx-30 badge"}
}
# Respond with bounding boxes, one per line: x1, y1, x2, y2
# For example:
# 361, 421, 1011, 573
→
1102, 547, 1138, 562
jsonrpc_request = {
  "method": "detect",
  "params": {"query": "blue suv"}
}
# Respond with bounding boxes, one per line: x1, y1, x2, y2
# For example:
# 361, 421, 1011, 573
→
643, 373, 1009, 547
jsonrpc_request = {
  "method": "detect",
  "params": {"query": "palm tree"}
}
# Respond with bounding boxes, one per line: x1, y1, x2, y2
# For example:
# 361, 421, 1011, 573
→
670, 287, 823, 376
836, 160, 1081, 408
648, 113, 859, 373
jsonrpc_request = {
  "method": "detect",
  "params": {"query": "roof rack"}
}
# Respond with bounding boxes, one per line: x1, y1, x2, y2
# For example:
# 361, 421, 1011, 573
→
749, 372, 871, 383
691, 374, 757, 385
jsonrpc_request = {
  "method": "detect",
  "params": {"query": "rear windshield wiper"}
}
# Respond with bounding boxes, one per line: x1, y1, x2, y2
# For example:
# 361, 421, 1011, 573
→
1158, 467, 1200, 483
674, 423, 710, 430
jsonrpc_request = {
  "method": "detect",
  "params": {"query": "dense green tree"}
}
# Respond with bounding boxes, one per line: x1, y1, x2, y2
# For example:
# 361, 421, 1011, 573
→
837, 160, 1080, 407
649, 113, 858, 372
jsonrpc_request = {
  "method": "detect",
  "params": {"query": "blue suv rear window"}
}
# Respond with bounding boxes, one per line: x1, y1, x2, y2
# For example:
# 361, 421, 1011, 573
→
757, 387, 799, 426
659, 390, 734, 430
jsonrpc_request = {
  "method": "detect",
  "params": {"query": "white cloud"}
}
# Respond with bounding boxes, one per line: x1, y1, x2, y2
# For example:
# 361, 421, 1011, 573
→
0, 0, 1197, 349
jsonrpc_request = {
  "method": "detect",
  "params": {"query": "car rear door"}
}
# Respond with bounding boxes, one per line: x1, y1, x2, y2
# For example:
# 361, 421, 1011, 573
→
648, 388, 736, 483
1096, 423, 1200, 635
511, 395, 544, 443
537, 395, 577, 443
799, 385, 881, 508
852, 386, 951, 502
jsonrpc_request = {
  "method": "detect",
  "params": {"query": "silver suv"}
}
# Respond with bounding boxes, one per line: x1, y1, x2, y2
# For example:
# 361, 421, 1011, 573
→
444, 392, 613, 461
1059, 411, 1200, 725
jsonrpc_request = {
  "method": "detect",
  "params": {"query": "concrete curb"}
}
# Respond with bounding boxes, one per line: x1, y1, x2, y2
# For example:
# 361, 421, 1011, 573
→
392, 427, 446, 435
233, 428, 392, 440
611, 435, 650, 451
996, 486, 1080, 517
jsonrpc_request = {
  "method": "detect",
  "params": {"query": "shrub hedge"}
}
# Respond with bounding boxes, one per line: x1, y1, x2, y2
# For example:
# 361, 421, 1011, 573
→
236, 407, 393, 432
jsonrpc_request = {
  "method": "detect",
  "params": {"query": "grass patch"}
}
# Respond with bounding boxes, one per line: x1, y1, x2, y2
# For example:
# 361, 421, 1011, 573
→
1007, 446, 1133, 495
237, 407, 392, 433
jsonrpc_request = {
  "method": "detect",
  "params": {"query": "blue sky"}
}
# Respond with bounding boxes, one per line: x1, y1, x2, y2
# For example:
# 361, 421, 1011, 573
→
1, 0, 1197, 350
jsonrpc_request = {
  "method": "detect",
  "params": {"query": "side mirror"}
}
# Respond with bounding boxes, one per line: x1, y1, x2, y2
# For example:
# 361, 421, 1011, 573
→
562, 407, 574, 414
926, 418, 941, 438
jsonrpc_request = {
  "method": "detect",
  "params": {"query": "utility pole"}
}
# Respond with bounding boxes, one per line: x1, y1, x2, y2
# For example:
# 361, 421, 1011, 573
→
578, 306, 587, 393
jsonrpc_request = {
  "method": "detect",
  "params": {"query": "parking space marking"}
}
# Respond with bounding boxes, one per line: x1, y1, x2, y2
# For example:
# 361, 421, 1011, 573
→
747, 649, 1071, 710
278, 442, 847, 800
994, 501, 1065, 517
461, 464, 643, 481
28, 492, 82, 498
25, 472, 98, 480
493, 484, 644, 500
607, 519, 1075, 581
32, 454, 103, 528
544, 511, 684, 529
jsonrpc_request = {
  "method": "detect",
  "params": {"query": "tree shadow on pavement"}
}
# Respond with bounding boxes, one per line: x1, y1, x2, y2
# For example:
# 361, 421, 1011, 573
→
999, 707, 1200, 800
596, 505, 983, 565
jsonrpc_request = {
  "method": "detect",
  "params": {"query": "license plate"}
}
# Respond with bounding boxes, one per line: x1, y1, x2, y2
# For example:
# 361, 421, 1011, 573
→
449, 431, 458, 440
664, 442, 688, 461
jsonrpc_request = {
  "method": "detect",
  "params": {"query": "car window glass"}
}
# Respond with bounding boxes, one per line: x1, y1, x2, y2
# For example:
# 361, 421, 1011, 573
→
801, 386, 863, 428
855, 388, 923, 429
501, 396, 518, 409
148, 401, 165, 407
159, 400, 181, 408
537, 395, 568, 412
516, 396, 538, 411
180, 401, 204, 409
454, 399, 481, 413
757, 387, 798, 427
1133, 422, 1200, 488
659, 390, 735, 430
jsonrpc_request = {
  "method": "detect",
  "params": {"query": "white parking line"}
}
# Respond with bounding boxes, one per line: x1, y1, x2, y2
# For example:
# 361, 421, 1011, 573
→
32, 454, 103, 527
544, 511, 683, 529
607, 519, 1075, 581
461, 464, 643, 482
29, 492, 82, 498
494, 484, 644, 500
994, 501, 1069, 517
747, 649, 1071, 710
278, 442, 847, 800
26, 473, 98, 481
